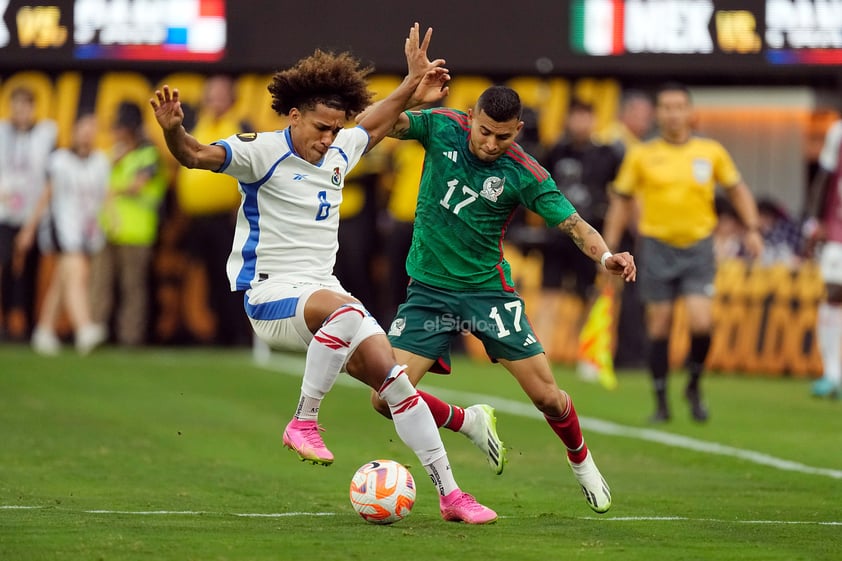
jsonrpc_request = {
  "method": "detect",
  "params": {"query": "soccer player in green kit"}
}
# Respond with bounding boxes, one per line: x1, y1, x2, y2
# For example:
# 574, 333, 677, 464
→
368, 85, 636, 514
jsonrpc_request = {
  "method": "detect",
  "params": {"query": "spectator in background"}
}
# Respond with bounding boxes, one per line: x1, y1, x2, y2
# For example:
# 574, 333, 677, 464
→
176, 75, 252, 346
541, 97, 621, 299
91, 101, 167, 346
712, 195, 745, 262
603, 82, 764, 423
17, 113, 109, 355
602, 89, 656, 370
601, 89, 656, 152
756, 197, 802, 267
0, 86, 57, 340
803, 115, 842, 398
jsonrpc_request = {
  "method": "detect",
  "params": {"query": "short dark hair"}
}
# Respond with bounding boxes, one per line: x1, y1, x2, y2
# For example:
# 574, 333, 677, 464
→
267, 49, 374, 118
477, 85, 522, 122
620, 89, 653, 108
656, 81, 692, 103
114, 101, 143, 132
569, 97, 594, 113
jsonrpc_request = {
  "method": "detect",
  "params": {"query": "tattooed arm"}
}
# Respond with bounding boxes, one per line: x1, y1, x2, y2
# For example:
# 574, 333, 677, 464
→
558, 212, 637, 282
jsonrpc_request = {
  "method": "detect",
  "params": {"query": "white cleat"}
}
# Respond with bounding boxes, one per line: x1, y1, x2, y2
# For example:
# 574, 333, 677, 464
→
569, 450, 612, 513
76, 323, 107, 356
32, 327, 61, 356
462, 404, 507, 475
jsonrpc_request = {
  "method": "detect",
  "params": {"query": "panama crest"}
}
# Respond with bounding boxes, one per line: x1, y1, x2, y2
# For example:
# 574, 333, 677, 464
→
331, 167, 342, 186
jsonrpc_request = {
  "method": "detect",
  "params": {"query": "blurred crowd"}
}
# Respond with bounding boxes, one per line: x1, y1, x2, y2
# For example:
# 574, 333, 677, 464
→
0, 76, 832, 362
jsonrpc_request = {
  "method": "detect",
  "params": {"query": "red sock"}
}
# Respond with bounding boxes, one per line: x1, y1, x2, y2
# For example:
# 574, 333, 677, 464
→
545, 396, 589, 464
417, 390, 465, 431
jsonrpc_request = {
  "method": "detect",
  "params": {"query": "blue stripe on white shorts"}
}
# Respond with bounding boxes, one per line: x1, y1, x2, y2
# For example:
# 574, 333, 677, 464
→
244, 295, 299, 320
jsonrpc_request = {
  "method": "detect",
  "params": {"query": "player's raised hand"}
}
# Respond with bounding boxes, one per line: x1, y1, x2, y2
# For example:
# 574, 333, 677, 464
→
404, 22, 446, 83
409, 68, 451, 108
149, 85, 184, 132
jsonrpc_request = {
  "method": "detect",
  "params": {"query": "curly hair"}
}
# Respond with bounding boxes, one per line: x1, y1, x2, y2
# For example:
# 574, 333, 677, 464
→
267, 49, 374, 118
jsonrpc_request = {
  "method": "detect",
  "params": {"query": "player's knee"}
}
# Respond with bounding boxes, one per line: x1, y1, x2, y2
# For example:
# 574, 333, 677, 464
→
370, 388, 392, 419
327, 302, 385, 353
531, 387, 567, 417
319, 302, 367, 339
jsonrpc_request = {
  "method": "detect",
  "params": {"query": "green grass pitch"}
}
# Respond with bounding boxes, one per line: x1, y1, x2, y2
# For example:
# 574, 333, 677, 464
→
0, 344, 839, 560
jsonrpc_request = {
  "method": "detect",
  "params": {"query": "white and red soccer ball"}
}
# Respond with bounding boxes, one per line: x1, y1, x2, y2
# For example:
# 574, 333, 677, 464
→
349, 459, 416, 524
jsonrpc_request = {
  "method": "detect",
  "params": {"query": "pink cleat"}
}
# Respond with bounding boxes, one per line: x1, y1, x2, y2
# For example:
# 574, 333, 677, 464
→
439, 490, 498, 524
282, 419, 334, 466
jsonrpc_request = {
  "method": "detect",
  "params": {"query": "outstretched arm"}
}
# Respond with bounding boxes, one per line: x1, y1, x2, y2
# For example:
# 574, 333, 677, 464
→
356, 68, 450, 139
149, 85, 227, 170
357, 22, 448, 148
559, 212, 637, 282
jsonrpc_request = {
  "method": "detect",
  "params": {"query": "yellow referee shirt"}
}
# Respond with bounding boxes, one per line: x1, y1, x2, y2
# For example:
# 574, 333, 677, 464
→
613, 136, 741, 248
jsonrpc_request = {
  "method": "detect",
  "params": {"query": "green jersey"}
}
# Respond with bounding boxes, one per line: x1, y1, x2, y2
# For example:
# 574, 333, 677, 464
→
403, 108, 576, 291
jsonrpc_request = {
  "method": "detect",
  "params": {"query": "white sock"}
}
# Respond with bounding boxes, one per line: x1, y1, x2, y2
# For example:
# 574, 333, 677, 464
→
378, 366, 454, 496
457, 405, 476, 435
294, 394, 321, 422
817, 303, 842, 385
424, 455, 459, 498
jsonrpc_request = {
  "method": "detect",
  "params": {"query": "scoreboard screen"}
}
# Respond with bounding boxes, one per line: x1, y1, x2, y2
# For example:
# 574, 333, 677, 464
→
1, 0, 841, 81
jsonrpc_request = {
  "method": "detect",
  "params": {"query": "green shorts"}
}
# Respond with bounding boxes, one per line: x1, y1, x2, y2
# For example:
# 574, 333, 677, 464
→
387, 280, 544, 373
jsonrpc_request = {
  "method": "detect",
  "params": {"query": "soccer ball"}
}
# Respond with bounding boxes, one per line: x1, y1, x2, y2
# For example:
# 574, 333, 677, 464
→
349, 459, 416, 524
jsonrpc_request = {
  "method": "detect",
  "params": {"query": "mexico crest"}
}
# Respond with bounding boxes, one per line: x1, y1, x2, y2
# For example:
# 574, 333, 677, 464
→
480, 176, 505, 202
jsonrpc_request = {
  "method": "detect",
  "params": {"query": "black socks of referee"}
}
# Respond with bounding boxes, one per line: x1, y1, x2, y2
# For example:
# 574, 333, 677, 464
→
686, 334, 711, 392
649, 338, 669, 418
648, 334, 711, 421
686, 334, 711, 421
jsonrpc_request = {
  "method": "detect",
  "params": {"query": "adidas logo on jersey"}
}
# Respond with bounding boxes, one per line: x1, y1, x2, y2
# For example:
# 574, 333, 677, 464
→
442, 150, 458, 162
523, 334, 537, 347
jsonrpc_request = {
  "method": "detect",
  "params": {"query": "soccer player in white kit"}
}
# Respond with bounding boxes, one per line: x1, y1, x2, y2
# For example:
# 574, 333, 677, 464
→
150, 23, 497, 524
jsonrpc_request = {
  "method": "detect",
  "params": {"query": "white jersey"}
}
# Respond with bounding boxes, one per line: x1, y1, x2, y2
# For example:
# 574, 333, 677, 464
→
215, 126, 369, 290
46, 148, 110, 253
0, 119, 57, 226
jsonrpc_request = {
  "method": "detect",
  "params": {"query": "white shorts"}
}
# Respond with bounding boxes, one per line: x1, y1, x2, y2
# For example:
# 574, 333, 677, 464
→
820, 241, 842, 285
245, 278, 350, 352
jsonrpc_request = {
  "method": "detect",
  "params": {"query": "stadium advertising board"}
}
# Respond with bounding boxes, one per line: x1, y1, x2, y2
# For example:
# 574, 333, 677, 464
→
0, 0, 841, 80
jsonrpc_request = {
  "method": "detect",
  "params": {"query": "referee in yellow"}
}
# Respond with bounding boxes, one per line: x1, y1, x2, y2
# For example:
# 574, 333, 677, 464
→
603, 82, 764, 423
